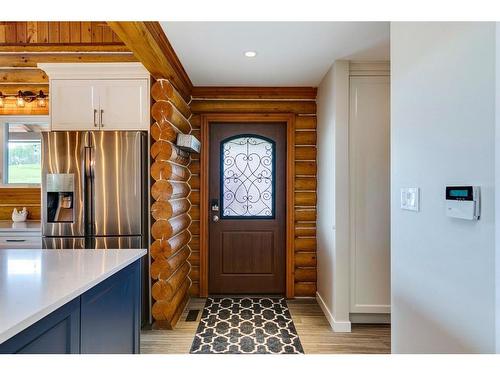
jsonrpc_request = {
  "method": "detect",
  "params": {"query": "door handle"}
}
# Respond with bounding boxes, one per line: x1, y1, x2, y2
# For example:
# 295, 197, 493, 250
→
100, 109, 104, 127
93, 109, 98, 127
212, 215, 219, 222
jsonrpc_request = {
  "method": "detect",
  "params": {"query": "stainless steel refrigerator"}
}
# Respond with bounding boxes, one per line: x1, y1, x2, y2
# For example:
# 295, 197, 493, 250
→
41, 130, 150, 322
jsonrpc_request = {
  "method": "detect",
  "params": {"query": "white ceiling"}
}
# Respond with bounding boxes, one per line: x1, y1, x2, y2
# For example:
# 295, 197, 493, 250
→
161, 22, 390, 86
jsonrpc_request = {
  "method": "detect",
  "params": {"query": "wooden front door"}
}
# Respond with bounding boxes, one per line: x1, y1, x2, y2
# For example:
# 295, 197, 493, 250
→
209, 122, 286, 294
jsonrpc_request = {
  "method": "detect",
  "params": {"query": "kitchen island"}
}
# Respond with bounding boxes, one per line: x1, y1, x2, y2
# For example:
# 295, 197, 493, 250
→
0, 248, 146, 354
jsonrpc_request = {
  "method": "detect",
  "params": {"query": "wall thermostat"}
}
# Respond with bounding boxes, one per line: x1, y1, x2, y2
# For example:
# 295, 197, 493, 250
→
445, 186, 480, 220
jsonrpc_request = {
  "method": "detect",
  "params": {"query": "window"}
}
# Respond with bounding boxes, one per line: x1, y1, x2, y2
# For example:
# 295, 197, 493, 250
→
0, 117, 49, 185
221, 135, 275, 218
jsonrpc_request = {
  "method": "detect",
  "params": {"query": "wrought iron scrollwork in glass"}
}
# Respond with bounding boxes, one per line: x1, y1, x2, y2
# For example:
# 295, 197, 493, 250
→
221, 135, 274, 217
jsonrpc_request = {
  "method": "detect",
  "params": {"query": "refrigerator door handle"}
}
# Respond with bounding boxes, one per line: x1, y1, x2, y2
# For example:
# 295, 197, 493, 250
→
84, 146, 95, 236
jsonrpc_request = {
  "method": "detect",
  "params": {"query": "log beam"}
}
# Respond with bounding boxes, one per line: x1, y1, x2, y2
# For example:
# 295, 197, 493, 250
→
107, 22, 192, 100
0, 53, 137, 67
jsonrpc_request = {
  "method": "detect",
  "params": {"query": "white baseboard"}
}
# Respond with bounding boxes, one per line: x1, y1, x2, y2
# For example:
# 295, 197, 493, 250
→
350, 313, 391, 324
315, 291, 352, 332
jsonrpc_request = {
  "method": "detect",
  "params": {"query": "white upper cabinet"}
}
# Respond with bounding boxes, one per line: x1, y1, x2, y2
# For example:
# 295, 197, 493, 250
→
39, 63, 150, 131
51, 80, 99, 131
97, 80, 149, 131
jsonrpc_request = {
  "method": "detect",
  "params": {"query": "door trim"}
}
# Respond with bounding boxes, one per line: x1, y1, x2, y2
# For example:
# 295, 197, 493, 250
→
199, 113, 295, 298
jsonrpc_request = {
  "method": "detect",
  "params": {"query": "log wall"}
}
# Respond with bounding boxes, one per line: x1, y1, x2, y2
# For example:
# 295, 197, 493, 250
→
150, 78, 192, 329
0, 188, 41, 220
188, 88, 317, 297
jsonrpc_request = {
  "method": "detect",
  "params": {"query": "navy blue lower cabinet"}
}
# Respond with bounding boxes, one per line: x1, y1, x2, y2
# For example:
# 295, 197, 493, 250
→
0, 259, 141, 354
0, 299, 81, 354
80, 261, 141, 354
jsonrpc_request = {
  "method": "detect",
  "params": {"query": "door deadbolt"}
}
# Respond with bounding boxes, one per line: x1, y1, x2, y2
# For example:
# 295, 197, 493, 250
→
211, 199, 219, 211
212, 215, 219, 222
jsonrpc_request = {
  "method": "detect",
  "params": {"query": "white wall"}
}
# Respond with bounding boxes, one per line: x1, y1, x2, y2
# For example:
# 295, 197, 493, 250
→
391, 22, 496, 353
496, 22, 500, 354
316, 60, 351, 332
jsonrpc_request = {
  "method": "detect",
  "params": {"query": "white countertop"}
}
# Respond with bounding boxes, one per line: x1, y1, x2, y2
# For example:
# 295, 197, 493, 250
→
0, 221, 41, 233
0, 248, 146, 344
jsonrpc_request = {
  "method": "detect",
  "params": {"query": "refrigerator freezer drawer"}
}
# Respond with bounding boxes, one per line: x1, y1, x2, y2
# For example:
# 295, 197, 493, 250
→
42, 236, 143, 250
93, 236, 143, 249
43, 237, 86, 249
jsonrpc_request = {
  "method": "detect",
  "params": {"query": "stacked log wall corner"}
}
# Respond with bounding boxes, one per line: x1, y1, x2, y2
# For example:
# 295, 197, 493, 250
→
150, 78, 192, 329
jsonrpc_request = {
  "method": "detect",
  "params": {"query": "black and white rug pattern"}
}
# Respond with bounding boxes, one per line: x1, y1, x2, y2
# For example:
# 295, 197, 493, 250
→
190, 297, 304, 354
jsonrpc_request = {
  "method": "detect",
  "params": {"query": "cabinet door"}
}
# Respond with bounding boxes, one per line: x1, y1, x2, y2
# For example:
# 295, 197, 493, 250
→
80, 260, 141, 354
51, 80, 99, 131
349, 76, 391, 314
97, 80, 149, 130
0, 298, 80, 354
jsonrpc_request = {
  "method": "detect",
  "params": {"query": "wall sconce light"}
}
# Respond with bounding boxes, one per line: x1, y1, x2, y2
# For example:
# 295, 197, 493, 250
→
14, 90, 47, 108
37, 90, 46, 108
1, 90, 48, 108
16, 91, 25, 108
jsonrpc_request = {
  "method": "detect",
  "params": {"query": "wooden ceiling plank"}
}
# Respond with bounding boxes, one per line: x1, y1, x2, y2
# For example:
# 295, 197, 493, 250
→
27, 22, 37, 44
0, 24, 6, 44
4, 23, 17, 44
16, 22, 27, 44
48, 22, 59, 43
59, 22, 70, 44
0, 45, 131, 52
80, 22, 92, 43
70, 22, 81, 43
108, 21, 193, 100
37, 22, 49, 43
0, 53, 138, 67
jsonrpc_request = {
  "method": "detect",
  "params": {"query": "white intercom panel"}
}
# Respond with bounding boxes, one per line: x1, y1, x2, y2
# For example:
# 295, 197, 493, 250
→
445, 186, 480, 220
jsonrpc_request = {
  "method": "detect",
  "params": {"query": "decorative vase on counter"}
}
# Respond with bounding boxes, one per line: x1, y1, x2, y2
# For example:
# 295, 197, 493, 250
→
12, 207, 28, 222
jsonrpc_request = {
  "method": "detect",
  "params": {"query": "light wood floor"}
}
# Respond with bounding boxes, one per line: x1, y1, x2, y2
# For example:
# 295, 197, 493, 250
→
141, 298, 391, 354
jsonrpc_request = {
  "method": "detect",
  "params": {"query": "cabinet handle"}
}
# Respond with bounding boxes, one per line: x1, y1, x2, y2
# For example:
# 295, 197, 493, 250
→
6, 239, 26, 242
93, 109, 98, 127
100, 109, 104, 127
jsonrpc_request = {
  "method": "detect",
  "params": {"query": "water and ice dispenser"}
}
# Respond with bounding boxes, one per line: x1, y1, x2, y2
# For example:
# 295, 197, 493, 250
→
46, 174, 74, 223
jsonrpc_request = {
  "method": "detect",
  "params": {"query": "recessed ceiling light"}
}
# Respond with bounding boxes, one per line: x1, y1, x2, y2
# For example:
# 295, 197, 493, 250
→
244, 51, 257, 58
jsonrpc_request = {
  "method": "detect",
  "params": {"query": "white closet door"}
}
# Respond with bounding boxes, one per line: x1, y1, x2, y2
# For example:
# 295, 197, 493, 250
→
349, 75, 391, 313
51, 80, 99, 131
97, 79, 149, 130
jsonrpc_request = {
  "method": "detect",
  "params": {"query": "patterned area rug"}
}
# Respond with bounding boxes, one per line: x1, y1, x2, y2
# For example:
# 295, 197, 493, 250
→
190, 296, 304, 354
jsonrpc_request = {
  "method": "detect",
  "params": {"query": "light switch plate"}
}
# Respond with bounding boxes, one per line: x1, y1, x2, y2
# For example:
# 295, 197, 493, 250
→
401, 187, 420, 212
